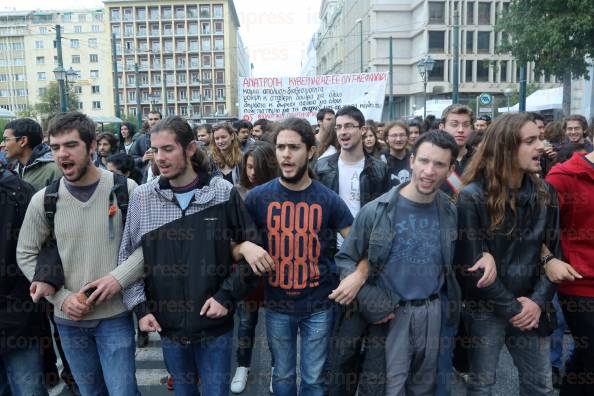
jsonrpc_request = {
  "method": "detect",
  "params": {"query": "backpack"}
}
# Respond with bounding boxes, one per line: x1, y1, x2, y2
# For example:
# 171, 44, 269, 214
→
33, 173, 129, 288
43, 173, 129, 230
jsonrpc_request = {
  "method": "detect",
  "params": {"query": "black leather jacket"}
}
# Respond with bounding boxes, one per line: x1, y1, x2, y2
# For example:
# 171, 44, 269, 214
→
313, 152, 390, 207
455, 176, 559, 320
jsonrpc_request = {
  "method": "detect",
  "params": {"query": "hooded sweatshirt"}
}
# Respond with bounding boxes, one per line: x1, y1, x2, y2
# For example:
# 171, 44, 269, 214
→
546, 152, 594, 298
16, 144, 62, 191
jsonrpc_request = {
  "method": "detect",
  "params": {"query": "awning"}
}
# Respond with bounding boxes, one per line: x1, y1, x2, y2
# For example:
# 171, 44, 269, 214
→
0, 108, 17, 118
90, 115, 123, 124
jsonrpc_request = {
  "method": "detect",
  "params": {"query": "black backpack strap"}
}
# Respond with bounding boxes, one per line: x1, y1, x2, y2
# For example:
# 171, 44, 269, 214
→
43, 178, 61, 232
111, 173, 129, 225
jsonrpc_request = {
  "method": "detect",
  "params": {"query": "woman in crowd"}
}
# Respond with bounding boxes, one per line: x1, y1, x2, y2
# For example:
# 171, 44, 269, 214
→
231, 141, 279, 394
106, 153, 142, 184
362, 127, 384, 159
118, 122, 137, 154
408, 121, 423, 148
209, 122, 243, 184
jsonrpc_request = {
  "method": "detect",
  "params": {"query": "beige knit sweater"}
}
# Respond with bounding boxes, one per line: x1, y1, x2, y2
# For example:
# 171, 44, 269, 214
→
17, 169, 144, 321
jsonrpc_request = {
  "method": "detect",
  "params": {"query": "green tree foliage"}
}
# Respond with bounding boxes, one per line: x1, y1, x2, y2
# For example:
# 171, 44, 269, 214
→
34, 81, 80, 115
496, 0, 594, 79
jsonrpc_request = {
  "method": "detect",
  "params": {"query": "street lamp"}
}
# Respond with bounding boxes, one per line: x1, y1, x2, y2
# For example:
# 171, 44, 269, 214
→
416, 55, 435, 119
355, 18, 363, 73
53, 66, 67, 112
504, 87, 514, 112
64, 67, 78, 105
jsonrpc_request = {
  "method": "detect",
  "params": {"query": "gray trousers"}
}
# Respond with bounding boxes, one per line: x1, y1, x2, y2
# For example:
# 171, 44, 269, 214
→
385, 298, 441, 396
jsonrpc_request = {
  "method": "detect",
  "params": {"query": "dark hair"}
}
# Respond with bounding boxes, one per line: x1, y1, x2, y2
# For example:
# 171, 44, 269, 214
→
411, 129, 459, 165
233, 120, 253, 131
253, 118, 272, 133
335, 106, 365, 127
239, 141, 279, 189
106, 153, 142, 184
148, 110, 162, 119
119, 122, 137, 147
563, 114, 588, 134
544, 121, 564, 143
96, 132, 118, 154
275, 117, 316, 151
151, 116, 209, 174
530, 112, 545, 124
47, 111, 96, 151
195, 123, 212, 134
316, 108, 335, 122
477, 114, 492, 123
408, 120, 423, 133
555, 143, 588, 164
4, 118, 43, 149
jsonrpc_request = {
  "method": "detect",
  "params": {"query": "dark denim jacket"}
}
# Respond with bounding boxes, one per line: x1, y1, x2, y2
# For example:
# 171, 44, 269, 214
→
335, 182, 461, 326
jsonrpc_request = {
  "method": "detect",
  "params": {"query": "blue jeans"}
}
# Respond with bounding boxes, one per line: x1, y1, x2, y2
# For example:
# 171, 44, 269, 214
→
266, 308, 333, 396
56, 314, 138, 396
161, 331, 232, 396
550, 294, 574, 369
466, 311, 553, 396
0, 346, 48, 396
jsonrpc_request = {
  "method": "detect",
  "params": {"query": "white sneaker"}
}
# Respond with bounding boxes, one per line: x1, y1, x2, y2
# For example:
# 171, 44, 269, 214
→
230, 366, 249, 394
269, 367, 274, 394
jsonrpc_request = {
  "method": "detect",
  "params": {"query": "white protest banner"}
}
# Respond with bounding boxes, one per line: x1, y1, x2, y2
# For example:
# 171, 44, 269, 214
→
239, 72, 388, 124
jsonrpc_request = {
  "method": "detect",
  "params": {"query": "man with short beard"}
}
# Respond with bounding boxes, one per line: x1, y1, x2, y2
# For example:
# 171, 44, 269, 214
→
120, 116, 267, 396
130, 110, 162, 172
244, 118, 367, 395
94, 132, 118, 170
384, 121, 412, 187
17, 112, 140, 395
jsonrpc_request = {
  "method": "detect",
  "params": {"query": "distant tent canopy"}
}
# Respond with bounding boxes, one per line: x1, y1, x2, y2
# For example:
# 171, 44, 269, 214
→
414, 99, 453, 118
498, 87, 562, 113
0, 108, 17, 119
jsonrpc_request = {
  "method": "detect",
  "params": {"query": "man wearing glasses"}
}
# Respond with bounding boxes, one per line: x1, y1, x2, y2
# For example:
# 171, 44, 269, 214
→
1, 118, 61, 191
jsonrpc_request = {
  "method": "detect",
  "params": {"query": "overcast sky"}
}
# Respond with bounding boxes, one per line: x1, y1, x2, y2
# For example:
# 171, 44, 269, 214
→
3, 0, 321, 77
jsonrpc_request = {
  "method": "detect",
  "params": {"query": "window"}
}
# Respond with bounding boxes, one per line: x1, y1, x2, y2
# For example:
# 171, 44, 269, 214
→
74, 26, 82, 33
428, 60, 444, 81
499, 60, 508, 82
201, 22, 210, 34
201, 37, 211, 51
179, 89, 187, 100
35, 40, 44, 49
92, 25, 101, 33
92, 85, 100, 94
92, 101, 101, 110
90, 54, 98, 63
214, 21, 223, 34
203, 88, 212, 99
63, 13, 72, 22
200, 5, 210, 18
214, 37, 223, 50
112, 25, 121, 37
72, 55, 80, 64
202, 54, 211, 67
466, 31, 474, 52
16, 89, 27, 97
213, 5, 223, 18
90, 70, 99, 78
36, 56, 45, 65
124, 24, 133, 36
137, 8, 146, 20
202, 70, 212, 83
127, 74, 135, 85
128, 91, 136, 101
14, 74, 25, 81
0, 75, 6, 82
216, 88, 224, 99
466, 1, 475, 24
215, 54, 224, 68
94, 12, 103, 22
477, 31, 490, 53
70, 39, 79, 48
477, 60, 489, 81
37, 72, 46, 80
78, 14, 87, 23
215, 71, 224, 84
74, 86, 82, 94
162, 6, 172, 19
478, 2, 491, 25
465, 60, 473, 82
39, 27, 48, 34
428, 2, 445, 24
38, 88, 47, 96
428, 31, 445, 53
78, 102, 83, 110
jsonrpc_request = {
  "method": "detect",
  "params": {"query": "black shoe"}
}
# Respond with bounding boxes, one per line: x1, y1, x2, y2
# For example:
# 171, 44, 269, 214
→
552, 367, 562, 389
137, 331, 149, 348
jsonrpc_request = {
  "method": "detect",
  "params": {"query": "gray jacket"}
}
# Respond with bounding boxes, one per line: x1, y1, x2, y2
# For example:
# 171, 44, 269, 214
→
335, 182, 461, 326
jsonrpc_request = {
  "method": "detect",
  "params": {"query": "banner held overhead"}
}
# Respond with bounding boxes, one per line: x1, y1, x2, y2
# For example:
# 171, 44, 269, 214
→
239, 72, 388, 124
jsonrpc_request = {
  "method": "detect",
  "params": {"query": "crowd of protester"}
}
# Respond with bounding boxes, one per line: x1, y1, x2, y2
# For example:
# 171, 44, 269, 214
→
0, 104, 593, 396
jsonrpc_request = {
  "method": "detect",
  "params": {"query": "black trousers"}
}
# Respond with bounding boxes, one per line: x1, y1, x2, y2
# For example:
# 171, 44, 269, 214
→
559, 293, 594, 396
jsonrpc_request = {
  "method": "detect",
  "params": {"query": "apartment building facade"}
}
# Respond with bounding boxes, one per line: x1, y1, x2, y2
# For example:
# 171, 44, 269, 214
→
315, 0, 561, 119
0, 9, 113, 117
105, 0, 248, 121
